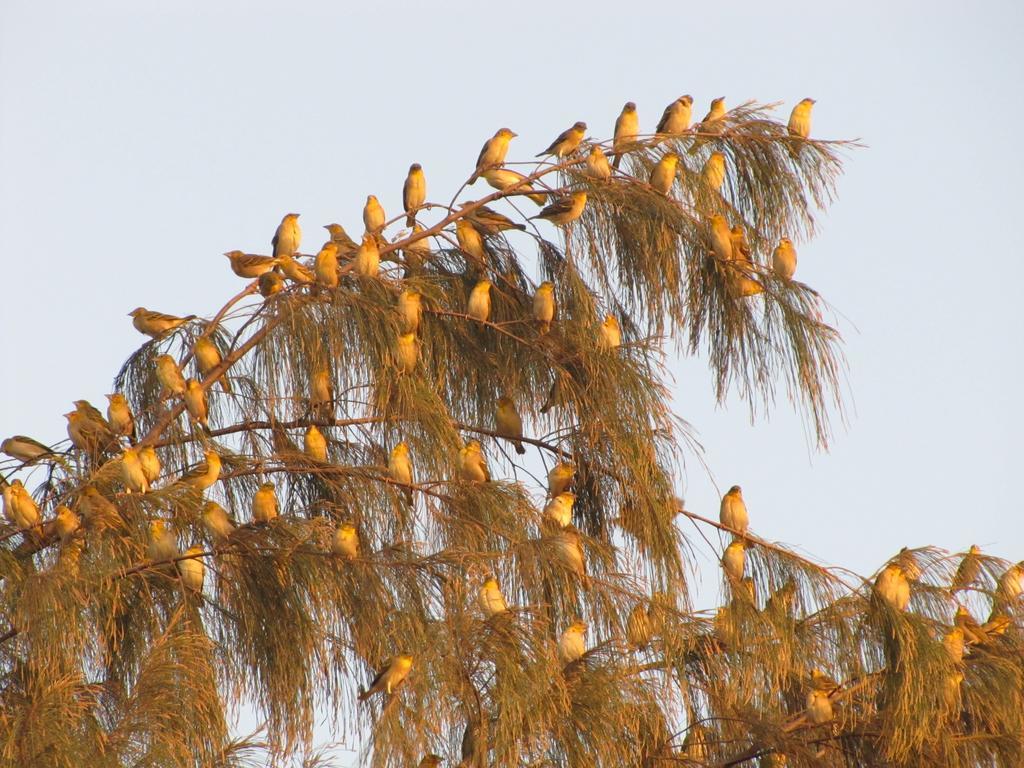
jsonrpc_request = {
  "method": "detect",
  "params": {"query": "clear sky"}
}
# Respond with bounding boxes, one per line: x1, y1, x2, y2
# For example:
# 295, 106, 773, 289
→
1, 0, 1022, 756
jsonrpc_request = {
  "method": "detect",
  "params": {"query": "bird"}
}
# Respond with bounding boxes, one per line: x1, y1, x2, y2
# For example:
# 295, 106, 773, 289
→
772, 237, 798, 280
558, 619, 587, 664
805, 689, 833, 724
201, 500, 235, 541
719, 485, 748, 535
731, 276, 765, 298
467, 205, 526, 235
47, 505, 80, 541
655, 95, 693, 136
332, 522, 359, 559
139, 445, 162, 485
943, 626, 965, 662
1, 435, 55, 463
403, 163, 426, 227
875, 564, 911, 611
547, 462, 574, 497
531, 192, 587, 226
709, 215, 734, 261
395, 332, 418, 374
358, 654, 414, 701
363, 195, 386, 234
598, 314, 621, 350
495, 396, 526, 454
544, 492, 575, 528
106, 394, 136, 443
950, 545, 982, 593
183, 379, 209, 428
314, 242, 340, 288
224, 251, 277, 279
78, 486, 122, 529
467, 279, 492, 322
998, 562, 1023, 602
584, 146, 612, 180
310, 368, 333, 415
470, 127, 517, 183
538, 121, 587, 158
193, 336, 230, 393
954, 605, 987, 645
701, 152, 726, 192
120, 447, 149, 493
481, 168, 546, 206
722, 538, 746, 582
354, 234, 380, 278
324, 223, 359, 255
271, 213, 302, 258
532, 281, 556, 334
4, 480, 40, 531
611, 101, 639, 169
66, 400, 118, 457
252, 482, 278, 523
129, 307, 196, 339
479, 574, 508, 617
403, 224, 432, 274
788, 98, 816, 139
147, 519, 178, 562
258, 271, 284, 298
155, 355, 187, 397
304, 425, 328, 462
699, 97, 727, 127
456, 218, 487, 267
397, 289, 422, 334
180, 449, 221, 491
458, 440, 490, 482
730, 226, 754, 270
277, 253, 314, 284
178, 547, 205, 592
649, 152, 679, 195
389, 442, 414, 505
626, 603, 652, 650
554, 526, 587, 582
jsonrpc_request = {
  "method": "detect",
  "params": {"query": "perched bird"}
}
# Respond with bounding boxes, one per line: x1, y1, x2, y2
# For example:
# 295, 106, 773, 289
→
479, 574, 508, 617
544, 492, 575, 528
772, 237, 798, 280
224, 251, 277, 279
66, 400, 118, 457
4, 480, 40, 531
363, 195, 386, 234
147, 518, 177, 563
180, 449, 221, 491
709, 215, 734, 261
389, 442, 414, 505
129, 307, 196, 339
481, 168, 546, 206
719, 485, 748, 535
731, 276, 765, 298
470, 127, 517, 183
951, 544, 982, 593
178, 547, 205, 592
558, 619, 587, 664
1, 435, 55, 463
47, 505, 80, 541
314, 242, 340, 288
332, 522, 359, 559
304, 425, 328, 462
495, 395, 526, 454
547, 462, 574, 497
649, 152, 679, 195
193, 336, 230, 393
554, 526, 587, 582
875, 564, 911, 611
584, 146, 612, 180
120, 447, 149, 494
358, 654, 414, 701
106, 394, 136, 443
183, 379, 209, 428
626, 603, 652, 650
456, 218, 487, 267
397, 289, 422, 334
139, 445, 162, 485
532, 281, 556, 334
155, 355, 187, 397
324, 223, 359, 255
467, 279, 492, 322
788, 98, 816, 139
310, 368, 334, 415
954, 605, 986, 645
459, 440, 490, 482
354, 235, 380, 278
655, 95, 693, 136
730, 226, 754, 270
538, 121, 587, 158
258, 270, 285, 298
395, 332, 418, 374
702, 152, 726, 192
201, 500, 235, 541
403, 163, 426, 227
467, 205, 526, 235
722, 538, 746, 582
998, 562, 1024, 602
943, 626, 965, 663
531, 192, 587, 226
252, 482, 279, 523
271, 213, 302, 258
598, 314, 621, 350
78, 486, 122, 529
277, 253, 314, 284
699, 97, 727, 127
612, 101, 639, 169
805, 689, 833, 724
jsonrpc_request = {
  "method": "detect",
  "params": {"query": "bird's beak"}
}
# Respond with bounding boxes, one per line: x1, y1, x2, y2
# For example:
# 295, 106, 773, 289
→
510, 131, 519, 138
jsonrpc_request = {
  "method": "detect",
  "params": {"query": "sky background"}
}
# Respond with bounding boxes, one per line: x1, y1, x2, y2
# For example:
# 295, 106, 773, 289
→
2, 0, 1022, 759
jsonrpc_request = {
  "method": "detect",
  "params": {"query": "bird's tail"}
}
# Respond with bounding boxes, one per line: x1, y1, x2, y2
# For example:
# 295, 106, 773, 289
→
538, 321, 550, 335
514, 442, 526, 455
406, 213, 416, 228
611, 153, 622, 170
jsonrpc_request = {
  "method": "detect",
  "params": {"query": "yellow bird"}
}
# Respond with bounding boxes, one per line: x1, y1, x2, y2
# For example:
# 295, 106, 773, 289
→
139, 445, 162, 484
649, 152, 679, 195
943, 626, 965, 663
332, 522, 360, 559
731, 276, 765, 298
48, 505, 80, 540
397, 289, 422, 334
547, 461, 574, 497
358, 654, 414, 701
719, 485, 748, 535
272, 213, 302, 258
355, 234, 380, 278
120, 447, 149, 493
544, 491, 575, 528
470, 127, 517, 183
310, 368, 333, 414
655, 95, 693, 136
584, 145, 612, 180
403, 163, 426, 227
788, 98, 816, 139
495, 395, 526, 454
277, 253, 314, 284
998, 561, 1023, 601
532, 281, 556, 334
129, 307, 196, 339
467, 205, 525, 235
805, 689, 833, 724
709, 215, 734, 261
193, 336, 230, 393
147, 518, 178, 562
699, 97, 727, 126
201, 500, 235, 541
304, 425, 328, 462
467, 279, 492, 322
951, 544, 982, 592
537, 121, 587, 158
481, 168, 547, 206
178, 547, 205, 592
626, 603, 652, 650
598, 314, 621, 350
395, 332, 418, 374
459, 439, 490, 482
258, 271, 284, 298
456, 218, 487, 266
180, 449, 221, 491
363, 195, 386, 233
4, 480, 40, 531
314, 241, 340, 288
730, 226, 753, 270
772, 238, 798, 280
224, 251, 277, 278
155, 354, 187, 397
78, 485, 122, 529
722, 538, 746, 582
532, 192, 587, 226
184, 379, 209, 428
554, 526, 587, 582
558, 619, 587, 664
389, 441, 414, 505
324, 223, 359, 255
106, 393, 136, 443
479, 574, 508, 617
611, 101, 639, 169
252, 482, 279, 523
702, 152, 726, 192
875, 564, 911, 611
1, 435, 53, 463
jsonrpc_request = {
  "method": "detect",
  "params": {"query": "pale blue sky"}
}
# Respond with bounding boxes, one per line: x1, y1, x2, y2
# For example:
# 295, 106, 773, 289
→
1, 0, 1022, 755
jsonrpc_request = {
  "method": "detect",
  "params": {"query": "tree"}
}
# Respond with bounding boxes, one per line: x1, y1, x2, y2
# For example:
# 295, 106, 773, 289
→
1, 95, 1020, 768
